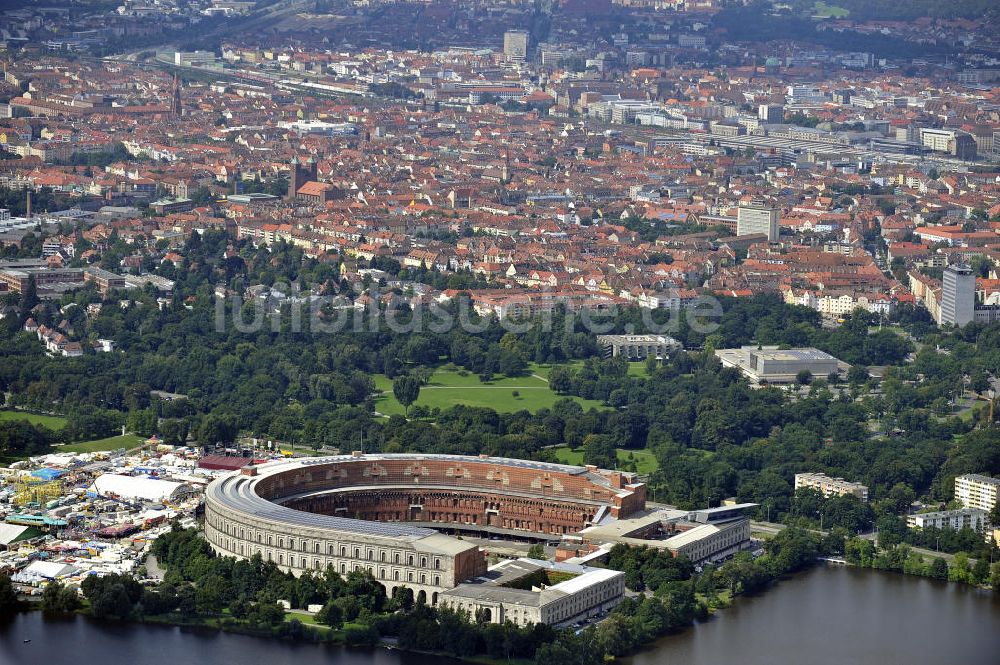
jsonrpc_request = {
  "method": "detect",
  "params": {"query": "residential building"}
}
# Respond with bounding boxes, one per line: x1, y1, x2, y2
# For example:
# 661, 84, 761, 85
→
758, 104, 783, 124
906, 508, 987, 532
919, 128, 977, 160
954, 474, 999, 513
794, 472, 869, 501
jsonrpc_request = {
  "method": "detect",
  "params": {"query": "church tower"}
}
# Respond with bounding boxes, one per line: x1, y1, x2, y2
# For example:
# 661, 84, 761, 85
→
287, 154, 301, 200
171, 74, 181, 117
287, 155, 316, 200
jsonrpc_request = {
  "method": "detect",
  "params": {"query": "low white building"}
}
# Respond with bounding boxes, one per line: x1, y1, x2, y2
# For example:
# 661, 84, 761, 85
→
598, 334, 681, 360
88, 474, 191, 503
661, 519, 750, 564
439, 558, 624, 627
906, 508, 987, 532
715, 346, 842, 384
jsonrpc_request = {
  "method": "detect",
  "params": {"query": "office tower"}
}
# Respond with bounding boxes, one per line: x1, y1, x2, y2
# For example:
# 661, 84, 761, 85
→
737, 203, 780, 241
503, 30, 529, 63
940, 265, 975, 327
757, 104, 783, 124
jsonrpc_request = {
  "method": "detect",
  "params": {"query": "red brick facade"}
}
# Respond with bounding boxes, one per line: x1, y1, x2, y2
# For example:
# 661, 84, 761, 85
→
255, 456, 645, 538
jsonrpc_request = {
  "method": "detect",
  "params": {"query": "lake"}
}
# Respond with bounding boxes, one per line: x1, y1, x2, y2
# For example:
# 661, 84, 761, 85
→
2, 566, 998, 665
627, 564, 1000, 665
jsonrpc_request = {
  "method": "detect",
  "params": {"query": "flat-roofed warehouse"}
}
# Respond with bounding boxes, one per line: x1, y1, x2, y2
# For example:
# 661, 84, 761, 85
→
714, 345, 842, 384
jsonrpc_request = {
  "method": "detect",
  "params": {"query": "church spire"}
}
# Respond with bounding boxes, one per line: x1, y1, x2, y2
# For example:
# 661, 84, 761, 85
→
171, 73, 181, 117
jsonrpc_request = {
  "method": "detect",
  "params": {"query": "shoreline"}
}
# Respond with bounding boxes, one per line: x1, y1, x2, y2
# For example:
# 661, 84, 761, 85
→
4, 557, 991, 664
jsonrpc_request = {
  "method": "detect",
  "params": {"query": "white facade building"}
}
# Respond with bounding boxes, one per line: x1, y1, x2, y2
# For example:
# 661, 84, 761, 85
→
736, 204, 780, 241
955, 474, 999, 513
715, 346, 841, 384
907, 508, 987, 532
439, 558, 625, 627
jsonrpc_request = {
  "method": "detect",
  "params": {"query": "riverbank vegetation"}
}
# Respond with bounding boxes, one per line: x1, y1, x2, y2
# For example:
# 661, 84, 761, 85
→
4, 523, 831, 664
843, 537, 1000, 590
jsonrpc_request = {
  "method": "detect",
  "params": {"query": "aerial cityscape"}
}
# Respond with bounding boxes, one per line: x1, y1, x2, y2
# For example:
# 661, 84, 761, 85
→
0, 0, 999, 663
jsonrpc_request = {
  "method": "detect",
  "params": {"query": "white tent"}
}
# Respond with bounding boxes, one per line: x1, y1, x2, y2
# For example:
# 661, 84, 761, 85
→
12, 560, 79, 583
0, 523, 37, 546
89, 474, 188, 503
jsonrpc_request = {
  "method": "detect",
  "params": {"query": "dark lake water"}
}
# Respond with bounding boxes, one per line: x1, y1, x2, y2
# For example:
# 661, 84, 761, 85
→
2, 565, 998, 665
628, 564, 1000, 665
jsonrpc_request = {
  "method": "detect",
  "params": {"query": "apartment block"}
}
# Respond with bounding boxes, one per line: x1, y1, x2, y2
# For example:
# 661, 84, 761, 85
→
954, 474, 999, 513
907, 508, 987, 532
794, 472, 869, 501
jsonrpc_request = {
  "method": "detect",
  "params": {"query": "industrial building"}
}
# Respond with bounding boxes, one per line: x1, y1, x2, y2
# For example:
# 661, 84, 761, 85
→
714, 346, 842, 384
569, 503, 756, 566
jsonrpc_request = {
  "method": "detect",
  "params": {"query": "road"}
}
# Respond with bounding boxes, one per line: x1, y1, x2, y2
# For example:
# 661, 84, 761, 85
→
857, 531, 975, 564
145, 553, 166, 580
754, 521, 976, 564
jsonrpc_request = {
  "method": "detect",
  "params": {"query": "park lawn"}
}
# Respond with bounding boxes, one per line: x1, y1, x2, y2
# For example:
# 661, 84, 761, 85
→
552, 446, 585, 465
627, 361, 651, 378
618, 449, 659, 475
373, 365, 606, 416
550, 446, 659, 475
529, 360, 586, 378
0, 409, 68, 430
813, 1, 849, 18
57, 434, 145, 454
285, 611, 330, 629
